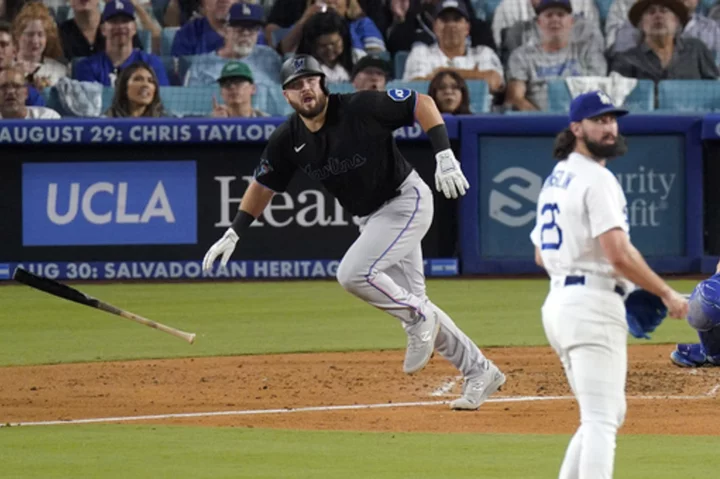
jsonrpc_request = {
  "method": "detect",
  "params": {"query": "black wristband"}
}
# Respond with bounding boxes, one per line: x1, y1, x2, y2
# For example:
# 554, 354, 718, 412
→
230, 210, 255, 235
427, 124, 452, 155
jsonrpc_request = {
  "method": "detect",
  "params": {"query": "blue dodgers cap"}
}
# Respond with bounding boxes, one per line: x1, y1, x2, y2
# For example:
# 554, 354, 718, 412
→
569, 90, 628, 123
103, 0, 135, 21
228, 2, 265, 26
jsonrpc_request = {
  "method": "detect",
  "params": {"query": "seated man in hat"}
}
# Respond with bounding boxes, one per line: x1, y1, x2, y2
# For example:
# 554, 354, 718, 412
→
184, 2, 281, 86
402, 0, 504, 95
610, 0, 719, 81
505, 0, 606, 111
73, 0, 169, 86
608, 0, 720, 58
210, 61, 270, 118
351, 53, 391, 91
492, 0, 600, 48
499, 0, 605, 65
171, 0, 267, 57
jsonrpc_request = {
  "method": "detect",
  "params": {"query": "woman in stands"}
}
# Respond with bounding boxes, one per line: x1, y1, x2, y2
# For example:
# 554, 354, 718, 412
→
105, 60, 169, 117
12, 2, 68, 89
297, 10, 364, 83
428, 70, 472, 115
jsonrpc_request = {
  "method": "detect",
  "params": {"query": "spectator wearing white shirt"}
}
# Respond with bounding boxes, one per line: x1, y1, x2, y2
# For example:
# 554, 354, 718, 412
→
403, 0, 504, 94
505, 0, 607, 111
492, 0, 599, 47
609, 0, 720, 58
0, 67, 60, 119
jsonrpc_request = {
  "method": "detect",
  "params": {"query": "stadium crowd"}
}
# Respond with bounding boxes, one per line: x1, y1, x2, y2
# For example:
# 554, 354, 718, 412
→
0, 0, 718, 118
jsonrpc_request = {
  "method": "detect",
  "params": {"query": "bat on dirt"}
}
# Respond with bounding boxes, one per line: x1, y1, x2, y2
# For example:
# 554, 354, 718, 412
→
12, 267, 196, 344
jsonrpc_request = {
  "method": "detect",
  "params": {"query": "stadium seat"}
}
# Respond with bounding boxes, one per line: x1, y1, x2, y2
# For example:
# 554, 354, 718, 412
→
594, 0, 613, 26
328, 82, 356, 94
52, 5, 71, 23
43, 86, 68, 116
152, 0, 170, 26
700, 0, 715, 15
161, 27, 179, 56
101, 86, 115, 113
465, 80, 490, 113
160, 56, 180, 85
469, 0, 487, 20
657, 80, 720, 112
160, 85, 219, 116
393, 51, 409, 80
546, 78, 655, 113
482, 0, 504, 22
138, 30, 153, 54
178, 56, 195, 85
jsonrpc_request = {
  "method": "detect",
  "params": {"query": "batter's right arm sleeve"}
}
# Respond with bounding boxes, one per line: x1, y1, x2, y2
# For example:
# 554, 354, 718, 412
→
585, 171, 628, 238
253, 126, 297, 192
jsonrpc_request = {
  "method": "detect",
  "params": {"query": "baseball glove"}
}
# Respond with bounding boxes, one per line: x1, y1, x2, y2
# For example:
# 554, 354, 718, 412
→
625, 289, 668, 339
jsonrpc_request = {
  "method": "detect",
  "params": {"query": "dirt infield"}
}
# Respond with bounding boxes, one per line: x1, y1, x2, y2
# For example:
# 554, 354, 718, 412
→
1, 345, 719, 435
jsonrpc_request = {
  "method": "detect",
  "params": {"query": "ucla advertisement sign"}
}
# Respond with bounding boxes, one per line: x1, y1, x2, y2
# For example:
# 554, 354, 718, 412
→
479, 135, 686, 258
22, 161, 197, 246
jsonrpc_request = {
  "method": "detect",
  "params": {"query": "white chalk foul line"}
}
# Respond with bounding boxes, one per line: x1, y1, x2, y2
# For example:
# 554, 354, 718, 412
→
2, 391, 716, 428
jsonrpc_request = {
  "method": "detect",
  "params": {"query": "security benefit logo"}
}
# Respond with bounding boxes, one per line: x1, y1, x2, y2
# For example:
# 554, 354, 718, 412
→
22, 161, 197, 246
488, 167, 543, 227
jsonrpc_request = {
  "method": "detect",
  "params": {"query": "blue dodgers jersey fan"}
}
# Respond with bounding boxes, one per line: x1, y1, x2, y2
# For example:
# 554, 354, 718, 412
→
74, 49, 170, 86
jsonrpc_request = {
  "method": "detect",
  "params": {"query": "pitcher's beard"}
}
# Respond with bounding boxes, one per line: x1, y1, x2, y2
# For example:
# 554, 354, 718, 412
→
585, 134, 628, 160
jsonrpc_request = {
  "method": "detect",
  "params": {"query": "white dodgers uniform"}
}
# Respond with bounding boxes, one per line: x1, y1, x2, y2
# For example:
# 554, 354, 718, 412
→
530, 151, 631, 479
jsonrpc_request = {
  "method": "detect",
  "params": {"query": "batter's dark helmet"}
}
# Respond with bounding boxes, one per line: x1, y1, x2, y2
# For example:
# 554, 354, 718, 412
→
280, 55, 328, 94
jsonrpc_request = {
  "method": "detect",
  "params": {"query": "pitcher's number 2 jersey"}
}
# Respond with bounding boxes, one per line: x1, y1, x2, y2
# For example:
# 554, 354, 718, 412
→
530, 152, 630, 279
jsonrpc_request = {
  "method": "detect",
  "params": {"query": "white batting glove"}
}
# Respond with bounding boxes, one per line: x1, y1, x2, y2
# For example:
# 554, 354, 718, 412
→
434, 149, 469, 199
202, 228, 239, 273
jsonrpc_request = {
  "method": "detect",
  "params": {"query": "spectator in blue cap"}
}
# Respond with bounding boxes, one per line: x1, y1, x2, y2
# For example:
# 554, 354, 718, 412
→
73, 0, 169, 87
184, 2, 281, 86
170, 0, 267, 57
552, 90, 628, 161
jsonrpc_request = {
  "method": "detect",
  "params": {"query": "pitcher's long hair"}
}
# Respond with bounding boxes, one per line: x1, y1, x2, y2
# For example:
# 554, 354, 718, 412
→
553, 127, 576, 160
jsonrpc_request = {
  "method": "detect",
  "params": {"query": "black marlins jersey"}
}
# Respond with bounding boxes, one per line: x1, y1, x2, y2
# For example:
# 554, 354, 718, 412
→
253, 89, 417, 217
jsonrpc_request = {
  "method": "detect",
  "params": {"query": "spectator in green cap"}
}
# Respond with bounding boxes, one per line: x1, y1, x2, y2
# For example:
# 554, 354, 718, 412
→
211, 61, 270, 118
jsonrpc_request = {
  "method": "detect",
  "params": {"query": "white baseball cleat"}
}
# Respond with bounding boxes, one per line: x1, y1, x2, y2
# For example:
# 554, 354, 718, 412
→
403, 309, 440, 374
450, 361, 506, 411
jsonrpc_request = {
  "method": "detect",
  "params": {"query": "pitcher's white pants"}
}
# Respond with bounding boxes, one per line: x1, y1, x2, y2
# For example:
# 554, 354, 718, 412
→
542, 286, 628, 479
336, 170, 487, 378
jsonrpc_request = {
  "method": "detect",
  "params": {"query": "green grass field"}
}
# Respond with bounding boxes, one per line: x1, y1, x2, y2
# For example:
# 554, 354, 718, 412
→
0, 278, 709, 478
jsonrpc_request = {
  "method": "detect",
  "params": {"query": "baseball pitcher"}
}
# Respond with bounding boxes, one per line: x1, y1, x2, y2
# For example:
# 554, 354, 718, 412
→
530, 91, 688, 479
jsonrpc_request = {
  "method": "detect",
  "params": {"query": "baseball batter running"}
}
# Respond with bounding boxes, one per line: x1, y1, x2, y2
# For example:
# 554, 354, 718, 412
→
531, 91, 688, 479
202, 55, 506, 410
